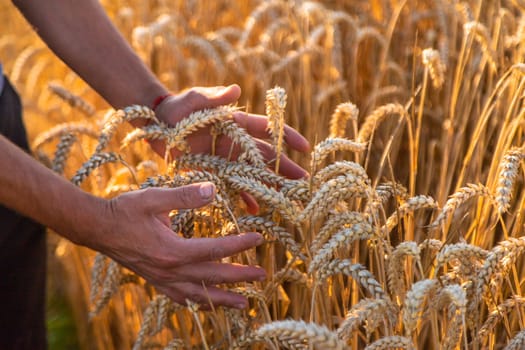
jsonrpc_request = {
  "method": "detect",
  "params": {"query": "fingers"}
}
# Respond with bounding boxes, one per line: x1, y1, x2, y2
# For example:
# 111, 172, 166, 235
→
233, 112, 310, 152
141, 182, 216, 212
183, 232, 264, 262
174, 262, 266, 285
162, 283, 249, 309
240, 192, 259, 214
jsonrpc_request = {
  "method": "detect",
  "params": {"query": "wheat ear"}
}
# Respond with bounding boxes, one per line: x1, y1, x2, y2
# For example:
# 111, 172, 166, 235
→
478, 296, 525, 344
384, 195, 437, 233
403, 279, 439, 336
329, 102, 359, 138
265, 86, 287, 173
311, 211, 369, 254
364, 336, 415, 350
309, 221, 374, 274
387, 242, 421, 302
504, 330, 525, 350
48, 82, 95, 116
495, 146, 525, 214
430, 183, 492, 228
313, 161, 370, 189
311, 137, 367, 171
435, 243, 488, 274
256, 320, 348, 350
337, 298, 396, 342
213, 120, 265, 168
421, 48, 446, 89
51, 133, 77, 175
357, 103, 407, 143
71, 152, 123, 186
315, 260, 387, 300
89, 260, 121, 318
32, 122, 98, 150
224, 215, 303, 259
298, 173, 371, 225
227, 176, 298, 224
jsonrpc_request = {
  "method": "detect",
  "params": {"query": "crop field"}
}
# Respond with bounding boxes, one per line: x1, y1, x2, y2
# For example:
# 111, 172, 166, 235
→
2, 0, 525, 349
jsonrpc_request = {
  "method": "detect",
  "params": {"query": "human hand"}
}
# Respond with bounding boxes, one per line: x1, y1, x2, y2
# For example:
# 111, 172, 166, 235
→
94, 182, 265, 309
152, 84, 310, 179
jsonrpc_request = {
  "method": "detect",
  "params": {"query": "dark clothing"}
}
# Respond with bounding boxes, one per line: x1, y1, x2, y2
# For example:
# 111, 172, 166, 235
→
0, 76, 47, 349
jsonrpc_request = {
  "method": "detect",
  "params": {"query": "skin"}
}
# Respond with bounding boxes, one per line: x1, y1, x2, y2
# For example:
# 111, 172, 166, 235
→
6, 0, 310, 308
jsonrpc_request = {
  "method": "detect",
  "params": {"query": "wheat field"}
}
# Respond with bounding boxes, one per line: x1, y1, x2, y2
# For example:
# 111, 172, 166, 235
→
2, 0, 525, 349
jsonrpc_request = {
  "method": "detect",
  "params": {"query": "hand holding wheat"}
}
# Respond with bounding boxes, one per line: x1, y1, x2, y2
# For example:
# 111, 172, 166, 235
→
91, 182, 266, 309
153, 84, 310, 179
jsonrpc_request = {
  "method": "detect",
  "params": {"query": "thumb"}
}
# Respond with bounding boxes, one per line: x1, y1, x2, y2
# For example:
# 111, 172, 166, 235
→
187, 84, 241, 110
142, 182, 216, 213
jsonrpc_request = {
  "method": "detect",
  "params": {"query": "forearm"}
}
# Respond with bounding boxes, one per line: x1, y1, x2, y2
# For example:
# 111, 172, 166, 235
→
0, 136, 105, 248
12, 0, 168, 110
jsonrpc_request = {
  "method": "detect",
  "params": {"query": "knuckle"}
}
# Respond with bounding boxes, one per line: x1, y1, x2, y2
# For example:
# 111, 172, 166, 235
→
186, 89, 206, 107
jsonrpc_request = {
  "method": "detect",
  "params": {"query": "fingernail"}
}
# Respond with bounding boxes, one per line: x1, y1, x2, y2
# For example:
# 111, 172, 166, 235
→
235, 302, 247, 309
200, 183, 215, 200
